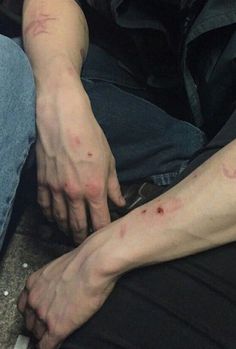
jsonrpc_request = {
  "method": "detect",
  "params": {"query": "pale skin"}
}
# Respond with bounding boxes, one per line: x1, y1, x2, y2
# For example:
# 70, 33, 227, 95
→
18, 139, 236, 348
18, 1, 236, 349
23, 0, 125, 244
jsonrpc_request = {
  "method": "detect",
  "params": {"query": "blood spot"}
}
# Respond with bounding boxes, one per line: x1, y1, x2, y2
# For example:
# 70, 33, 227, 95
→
87, 152, 93, 157
157, 207, 164, 215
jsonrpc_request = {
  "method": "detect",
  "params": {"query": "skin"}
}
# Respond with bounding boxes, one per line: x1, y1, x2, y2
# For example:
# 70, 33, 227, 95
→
18, 139, 236, 349
23, 0, 125, 244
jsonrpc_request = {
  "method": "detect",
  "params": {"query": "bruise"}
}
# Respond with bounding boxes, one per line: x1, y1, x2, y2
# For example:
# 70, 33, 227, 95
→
24, 14, 57, 37
222, 164, 236, 179
118, 223, 127, 239
71, 136, 81, 148
67, 66, 77, 77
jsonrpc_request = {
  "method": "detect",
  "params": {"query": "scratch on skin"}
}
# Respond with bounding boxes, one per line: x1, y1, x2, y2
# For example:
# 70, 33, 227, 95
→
118, 223, 127, 239
222, 164, 236, 179
24, 14, 57, 37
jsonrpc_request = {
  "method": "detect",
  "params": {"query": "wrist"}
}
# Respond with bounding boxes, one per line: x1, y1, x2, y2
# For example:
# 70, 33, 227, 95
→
92, 214, 147, 279
33, 54, 82, 92
36, 74, 90, 121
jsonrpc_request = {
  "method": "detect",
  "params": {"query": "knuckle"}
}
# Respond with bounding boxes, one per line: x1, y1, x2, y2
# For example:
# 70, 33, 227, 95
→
28, 292, 38, 309
63, 182, 81, 200
85, 180, 104, 200
38, 200, 50, 210
47, 319, 61, 338
35, 307, 46, 321
53, 210, 66, 223
49, 184, 61, 194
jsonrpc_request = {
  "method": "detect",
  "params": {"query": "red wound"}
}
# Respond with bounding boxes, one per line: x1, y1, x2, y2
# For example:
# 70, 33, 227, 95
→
222, 164, 236, 179
24, 14, 57, 37
157, 207, 164, 215
87, 152, 93, 157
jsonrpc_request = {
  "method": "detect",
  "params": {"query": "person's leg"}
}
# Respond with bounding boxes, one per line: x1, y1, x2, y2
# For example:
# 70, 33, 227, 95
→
0, 35, 36, 251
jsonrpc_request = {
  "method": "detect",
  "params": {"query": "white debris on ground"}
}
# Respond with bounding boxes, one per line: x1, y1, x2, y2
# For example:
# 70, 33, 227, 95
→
13, 335, 30, 349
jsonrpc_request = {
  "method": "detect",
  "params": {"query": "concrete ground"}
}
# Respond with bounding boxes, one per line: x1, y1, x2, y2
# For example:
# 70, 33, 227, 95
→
0, 206, 72, 349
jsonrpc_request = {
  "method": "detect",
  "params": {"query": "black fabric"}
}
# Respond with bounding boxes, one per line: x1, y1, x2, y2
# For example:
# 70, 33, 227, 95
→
79, 0, 236, 134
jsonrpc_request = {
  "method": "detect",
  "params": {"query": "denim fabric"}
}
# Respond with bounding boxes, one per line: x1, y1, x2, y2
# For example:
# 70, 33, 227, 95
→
0, 35, 36, 250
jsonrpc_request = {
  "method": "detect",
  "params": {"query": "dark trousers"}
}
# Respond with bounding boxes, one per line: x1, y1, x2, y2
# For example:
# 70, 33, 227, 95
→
59, 45, 236, 349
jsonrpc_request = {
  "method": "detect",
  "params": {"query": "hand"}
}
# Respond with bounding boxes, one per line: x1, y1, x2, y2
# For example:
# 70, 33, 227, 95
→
36, 76, 125, 243
17, 229, 118, 349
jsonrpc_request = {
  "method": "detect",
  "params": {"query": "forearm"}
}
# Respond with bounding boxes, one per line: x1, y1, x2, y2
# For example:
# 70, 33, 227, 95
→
97, 140, 236, 276
23, 0, 88, 87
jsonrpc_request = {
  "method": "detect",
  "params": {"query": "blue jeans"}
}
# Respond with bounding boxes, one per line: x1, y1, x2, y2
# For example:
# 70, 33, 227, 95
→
0, 35, 35, 251
0, 38, 205, 252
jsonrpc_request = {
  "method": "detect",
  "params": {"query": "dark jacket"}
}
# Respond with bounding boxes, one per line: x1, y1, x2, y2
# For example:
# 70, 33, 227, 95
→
79, 0, 236, 137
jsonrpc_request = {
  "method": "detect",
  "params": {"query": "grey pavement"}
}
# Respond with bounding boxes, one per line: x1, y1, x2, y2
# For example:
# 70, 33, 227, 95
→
0, 206, 72, 349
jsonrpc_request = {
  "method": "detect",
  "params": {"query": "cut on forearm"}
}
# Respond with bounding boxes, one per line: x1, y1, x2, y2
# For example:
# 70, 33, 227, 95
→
23, 0, 89, 81
100, 140, 236, 276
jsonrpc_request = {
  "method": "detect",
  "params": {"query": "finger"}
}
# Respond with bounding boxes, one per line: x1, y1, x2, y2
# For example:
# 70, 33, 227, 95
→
38, 331, 62, 349
17, 288, 28, 314
38, 186, 53, 221
68, 200, 88, 244
33, 318, 47, 340
89, 197, 111, 231
108, 168, 125, 207
52, 192, 68, 232
25, 306, 36, 332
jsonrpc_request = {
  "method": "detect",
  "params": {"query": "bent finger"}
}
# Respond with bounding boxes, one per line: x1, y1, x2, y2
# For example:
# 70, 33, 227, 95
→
89, 197, 110, 231
68, 200, 88, 244
108, 168, 125, 207
25, 306, 36, 332
38, 331, 62, 349
38, 186, 53, 221
52, 192, 69, 232
33, 318, 47, 340
17, 288, 28, 314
